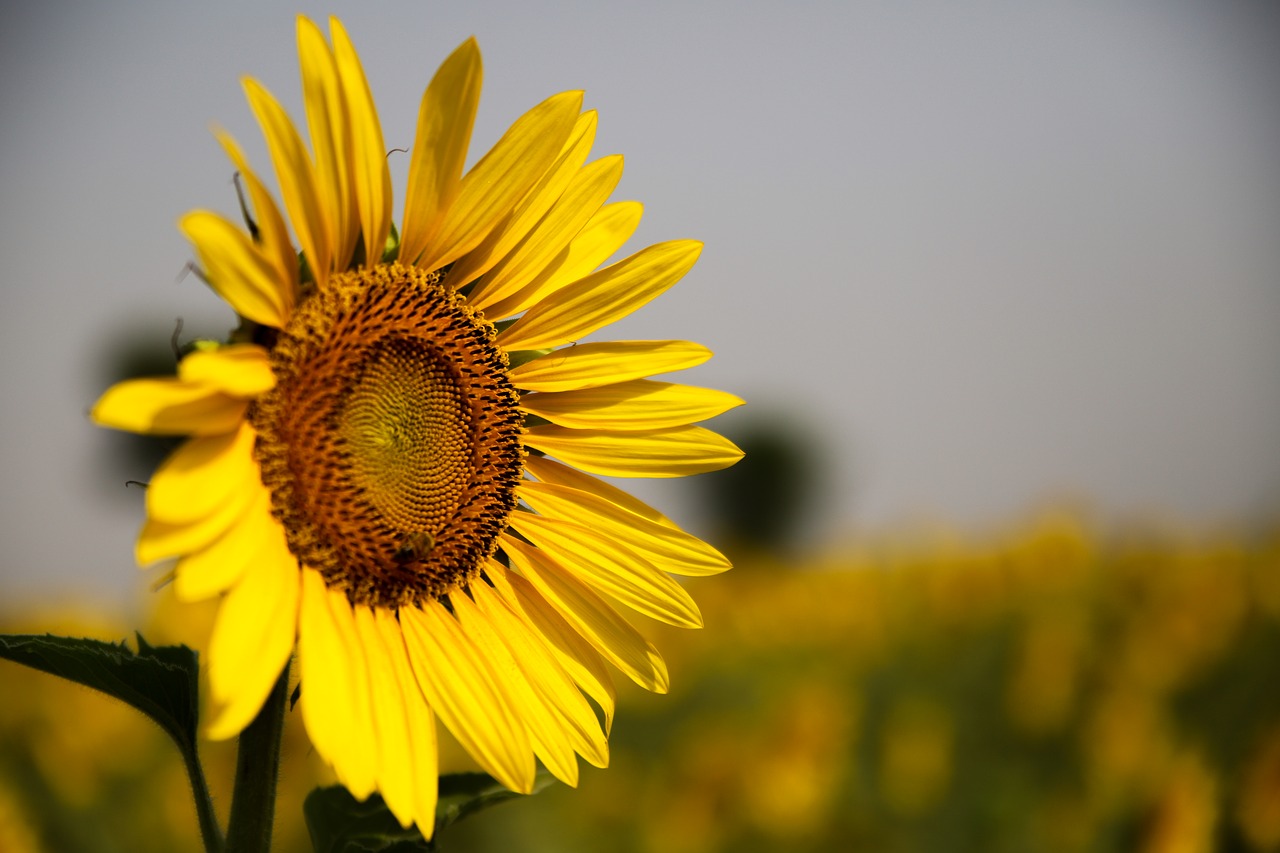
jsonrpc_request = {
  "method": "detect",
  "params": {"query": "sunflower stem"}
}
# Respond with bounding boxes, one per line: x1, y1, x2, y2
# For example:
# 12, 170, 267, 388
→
182, 736, 225, 853
225, 658, 291, 853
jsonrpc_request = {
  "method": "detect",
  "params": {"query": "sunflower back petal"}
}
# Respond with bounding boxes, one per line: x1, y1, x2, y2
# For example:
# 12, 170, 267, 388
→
297, 16, 360, 271
215, 130, 300, 316
243, 77, 333, 286
329, 17, 393, 268
400, 37, 483, 270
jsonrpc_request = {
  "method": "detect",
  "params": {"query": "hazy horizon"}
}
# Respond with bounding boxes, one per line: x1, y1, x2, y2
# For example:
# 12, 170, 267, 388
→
3, 0, 1279, 605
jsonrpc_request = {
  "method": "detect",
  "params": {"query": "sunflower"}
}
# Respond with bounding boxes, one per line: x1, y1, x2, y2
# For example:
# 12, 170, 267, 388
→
91, 15, 741, 835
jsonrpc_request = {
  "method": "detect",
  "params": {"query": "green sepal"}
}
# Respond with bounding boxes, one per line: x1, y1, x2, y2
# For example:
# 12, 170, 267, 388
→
504, 347, 553, 371
382, 220, 401, 264
304, 771, 555, 852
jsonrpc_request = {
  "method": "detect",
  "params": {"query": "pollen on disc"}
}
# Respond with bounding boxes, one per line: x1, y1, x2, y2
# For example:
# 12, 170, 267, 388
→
251, 263, 524, 608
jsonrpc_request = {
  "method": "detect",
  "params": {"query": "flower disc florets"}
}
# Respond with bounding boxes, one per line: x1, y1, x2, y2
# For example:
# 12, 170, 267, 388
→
251, 263, 523, 608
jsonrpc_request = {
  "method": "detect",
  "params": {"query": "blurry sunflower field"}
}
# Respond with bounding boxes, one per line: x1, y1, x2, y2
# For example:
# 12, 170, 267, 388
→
3, 508, 1278, 853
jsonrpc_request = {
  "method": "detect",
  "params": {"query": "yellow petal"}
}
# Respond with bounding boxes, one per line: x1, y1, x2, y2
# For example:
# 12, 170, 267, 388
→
354, 607, 418, 827
498, 240, 702, 351
93, 377, 247, 437
180, 211, 292, 327
471, 581, 608, 768
517, 481, 729, 576
520, 380, 743, 431
468, 151, 622, 313
530, 201, 645, 295
523, 455, 676, 529
173, 487, 276, 601
451, 591, 580, 786
508, 513, 702, 628
297, 16, 358, 269
523, 424, 743, 478
136, 469, 256, 566
297, 571, 345, 759
400, 37, 482, 270
401, 600, 535, 794
330, 18, 392, 269
320, 586, 380, 798
481, 201, 642, 321
177, 344, 275, 398
298, 572, 376, 797
399, 38, 481, 267
414, 91, 582, 273
485, 559, 616, 734
449, 111, 598, 292
502, 536, 668, 693
372, 609, 439, 835
147, 420, 257, 525
243, 76, 332, 286
204, 526, 299, 740
215, 130, 299, 317
509, 340, 711, 393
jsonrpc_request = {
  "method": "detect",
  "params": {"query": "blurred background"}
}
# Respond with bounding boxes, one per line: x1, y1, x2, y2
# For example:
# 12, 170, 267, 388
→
2, 1, 1279, 851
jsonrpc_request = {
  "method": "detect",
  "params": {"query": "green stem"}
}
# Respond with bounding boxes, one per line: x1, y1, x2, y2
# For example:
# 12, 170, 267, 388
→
181, 737, 225, 853
225, 657, 291, 853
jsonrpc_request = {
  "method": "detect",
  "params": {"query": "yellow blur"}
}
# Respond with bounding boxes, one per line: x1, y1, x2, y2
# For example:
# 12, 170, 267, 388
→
2, 510, 1278, 852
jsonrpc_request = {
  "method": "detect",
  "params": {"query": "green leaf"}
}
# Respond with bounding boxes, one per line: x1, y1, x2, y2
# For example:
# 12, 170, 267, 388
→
304, 787, 434, 853
0, 632, 225, 852
435, 771, 555, 834
0, 632, 200, 752
305, 771, 556, 852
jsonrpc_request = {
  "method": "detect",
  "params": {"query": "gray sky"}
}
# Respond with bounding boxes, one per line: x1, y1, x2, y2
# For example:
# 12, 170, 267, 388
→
3, 0, 1279, 605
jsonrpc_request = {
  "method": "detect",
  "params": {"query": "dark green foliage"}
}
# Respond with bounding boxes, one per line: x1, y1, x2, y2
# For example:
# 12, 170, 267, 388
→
305, 772, 555, 852
0, 633, 199, 758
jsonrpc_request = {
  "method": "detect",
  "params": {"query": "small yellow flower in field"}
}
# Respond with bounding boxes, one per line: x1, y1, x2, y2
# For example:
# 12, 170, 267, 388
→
879, 696, 953, 816
1141, 751, 1219, 853
1004, 608, 1090, 734
92, 15, 741, 836
0, 780, 40, 853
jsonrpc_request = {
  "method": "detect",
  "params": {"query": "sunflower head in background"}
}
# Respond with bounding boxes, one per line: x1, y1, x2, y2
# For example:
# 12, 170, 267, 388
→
91, 15, 742, 837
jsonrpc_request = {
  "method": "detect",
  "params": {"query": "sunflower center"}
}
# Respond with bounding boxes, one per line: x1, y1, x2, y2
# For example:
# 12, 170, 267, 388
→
251, 263, 523, 608
339, 336, 471, 532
